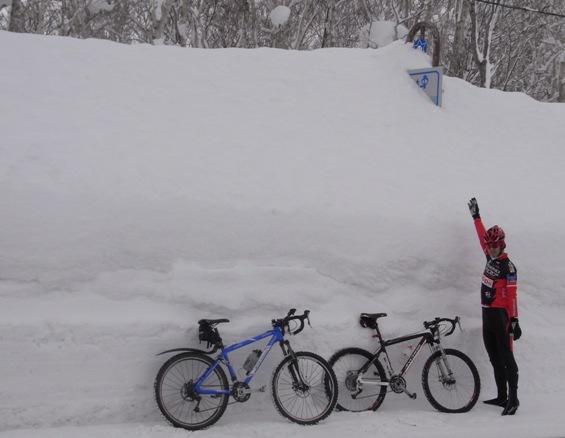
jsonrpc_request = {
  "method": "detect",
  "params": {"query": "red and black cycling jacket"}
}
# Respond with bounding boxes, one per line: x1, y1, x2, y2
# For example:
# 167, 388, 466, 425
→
473, 218, 518, 318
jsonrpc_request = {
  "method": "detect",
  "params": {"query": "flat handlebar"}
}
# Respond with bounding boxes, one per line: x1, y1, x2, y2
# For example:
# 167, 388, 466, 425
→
272, 308, 311, 335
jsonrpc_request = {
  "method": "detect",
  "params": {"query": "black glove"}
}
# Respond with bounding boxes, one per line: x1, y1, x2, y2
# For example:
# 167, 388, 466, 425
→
510, 317, 522, 340
468, 198, 480, 219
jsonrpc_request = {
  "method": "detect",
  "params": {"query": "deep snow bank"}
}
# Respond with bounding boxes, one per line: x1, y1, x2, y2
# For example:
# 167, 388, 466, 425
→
1, 31, 565, 431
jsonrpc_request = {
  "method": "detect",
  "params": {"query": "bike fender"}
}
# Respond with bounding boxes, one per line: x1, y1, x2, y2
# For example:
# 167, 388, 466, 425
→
156, 347, 211, 356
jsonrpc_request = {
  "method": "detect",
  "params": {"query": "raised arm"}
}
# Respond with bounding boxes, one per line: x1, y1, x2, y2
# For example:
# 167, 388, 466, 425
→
468, 197, 487, 254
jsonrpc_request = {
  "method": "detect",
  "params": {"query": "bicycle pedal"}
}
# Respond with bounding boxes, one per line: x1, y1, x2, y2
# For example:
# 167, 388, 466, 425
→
256, 386, 266, 393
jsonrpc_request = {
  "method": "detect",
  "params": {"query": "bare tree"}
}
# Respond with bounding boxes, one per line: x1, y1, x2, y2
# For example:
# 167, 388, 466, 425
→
2, 0, 564, 101
448, 0, 471, 78
8, 0, 24, 32
468, 0, 502, 88
150, 0, 173, 43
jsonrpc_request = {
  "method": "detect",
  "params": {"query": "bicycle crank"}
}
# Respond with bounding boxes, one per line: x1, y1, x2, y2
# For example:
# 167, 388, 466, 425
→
389, 375, 417, 399
232, 382, 266, 402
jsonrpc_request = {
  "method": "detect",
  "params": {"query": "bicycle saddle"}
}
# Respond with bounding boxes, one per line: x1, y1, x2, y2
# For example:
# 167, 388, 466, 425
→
360, 313, 387, 321
198, 318, 230, 325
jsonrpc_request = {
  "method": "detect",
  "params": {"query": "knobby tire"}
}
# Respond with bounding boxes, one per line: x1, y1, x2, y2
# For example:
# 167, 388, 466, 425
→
154, 352, 229, 430
421, 348, 480, 413
271, 351, 338, 425
328, 347, 387, 412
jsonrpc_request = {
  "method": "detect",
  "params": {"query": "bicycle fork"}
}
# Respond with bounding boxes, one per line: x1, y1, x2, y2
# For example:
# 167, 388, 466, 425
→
279, 340, 309, 391
431, 346, 456, 385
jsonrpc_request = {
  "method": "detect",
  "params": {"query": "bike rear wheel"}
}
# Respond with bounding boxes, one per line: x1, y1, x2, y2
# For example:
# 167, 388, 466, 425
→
154, 352, 229, 430
328, 347, 387, 412
271, 351, 338, 425
421, 348, 480, 413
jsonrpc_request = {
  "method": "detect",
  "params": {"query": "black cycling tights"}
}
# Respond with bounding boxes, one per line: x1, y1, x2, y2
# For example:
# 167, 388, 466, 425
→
482, 307, 519, 396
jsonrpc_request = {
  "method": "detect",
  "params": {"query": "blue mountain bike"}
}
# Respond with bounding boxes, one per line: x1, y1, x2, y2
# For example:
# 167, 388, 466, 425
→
154, 309, 338, 430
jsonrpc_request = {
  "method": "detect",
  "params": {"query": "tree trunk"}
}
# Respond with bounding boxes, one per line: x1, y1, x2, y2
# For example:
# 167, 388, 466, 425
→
321, 0, 336, 48
152, 0, 174, 44
468, 0, 500, 88
291, 0, 312, 50
450, 0, 469, 78
558, 55, 565, 103
8, 0, 25, 32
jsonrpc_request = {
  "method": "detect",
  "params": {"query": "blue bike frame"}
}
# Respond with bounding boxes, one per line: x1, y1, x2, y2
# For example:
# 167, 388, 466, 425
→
194, 325, 285, 395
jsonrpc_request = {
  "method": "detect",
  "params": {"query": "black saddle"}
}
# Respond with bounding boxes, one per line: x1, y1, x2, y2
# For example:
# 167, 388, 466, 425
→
198, 318, 230, 325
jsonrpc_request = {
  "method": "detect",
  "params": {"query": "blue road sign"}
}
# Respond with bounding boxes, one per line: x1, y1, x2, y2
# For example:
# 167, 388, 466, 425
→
413, 37, 428, 53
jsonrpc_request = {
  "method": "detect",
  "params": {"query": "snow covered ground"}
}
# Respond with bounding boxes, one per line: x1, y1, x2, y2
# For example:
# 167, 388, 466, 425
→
1, 30, 565, 437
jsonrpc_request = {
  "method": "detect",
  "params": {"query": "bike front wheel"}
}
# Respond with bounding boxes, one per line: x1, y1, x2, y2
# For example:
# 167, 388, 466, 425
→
328, 347, 387, 412
421, 348, 480, 413
271, 351, 338, 425
154, 352, 229, 430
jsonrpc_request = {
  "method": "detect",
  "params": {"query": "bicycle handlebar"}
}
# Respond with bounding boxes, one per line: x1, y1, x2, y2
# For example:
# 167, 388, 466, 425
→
272, 308, 311, 336
423, 316, 461, 337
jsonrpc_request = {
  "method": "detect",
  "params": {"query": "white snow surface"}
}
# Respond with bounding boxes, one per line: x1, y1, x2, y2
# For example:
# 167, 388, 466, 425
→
1, 31, 565, 437
359, 21, 409, 49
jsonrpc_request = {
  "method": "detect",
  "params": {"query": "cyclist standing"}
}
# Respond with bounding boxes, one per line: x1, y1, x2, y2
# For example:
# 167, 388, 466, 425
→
467, 198, 522, 416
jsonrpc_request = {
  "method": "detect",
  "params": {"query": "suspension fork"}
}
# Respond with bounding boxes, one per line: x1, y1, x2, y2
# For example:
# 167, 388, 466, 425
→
429, 342, 453, 381
278, 340, 307, 389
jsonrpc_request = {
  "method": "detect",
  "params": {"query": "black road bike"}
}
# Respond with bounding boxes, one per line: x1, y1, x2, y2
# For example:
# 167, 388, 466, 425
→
154, 309, 338, 430
329, 313, 480, 414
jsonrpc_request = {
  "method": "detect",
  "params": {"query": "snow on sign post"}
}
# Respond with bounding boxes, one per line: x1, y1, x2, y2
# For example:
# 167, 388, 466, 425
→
407, 67, 443, 107
405, 21, 443, 107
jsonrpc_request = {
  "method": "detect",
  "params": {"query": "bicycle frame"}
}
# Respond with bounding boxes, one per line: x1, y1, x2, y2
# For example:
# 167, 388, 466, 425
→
330, 315, 479, 414
359, 326, 444, 392
194, 326, 287, 395
379, 331, 435, 376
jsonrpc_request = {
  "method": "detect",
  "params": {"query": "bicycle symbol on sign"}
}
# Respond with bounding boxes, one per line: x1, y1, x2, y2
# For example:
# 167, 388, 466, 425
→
415, 75, 429, 90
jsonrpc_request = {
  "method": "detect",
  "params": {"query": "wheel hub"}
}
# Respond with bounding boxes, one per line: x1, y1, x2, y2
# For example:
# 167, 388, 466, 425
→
181, 380, 197, 401
292, 382, 311, 397
442, 376, 456, 389
345, 371, 359, 392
